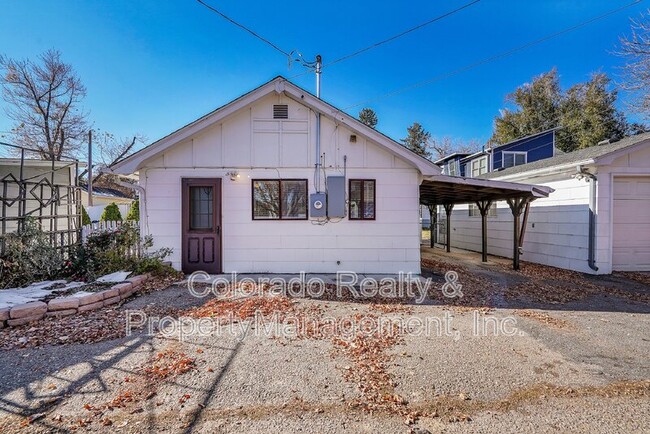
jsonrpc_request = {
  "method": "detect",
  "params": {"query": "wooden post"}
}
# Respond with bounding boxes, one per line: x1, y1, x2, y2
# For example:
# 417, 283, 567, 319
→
507, 197, 529, 270
443, 203, 453, 253
427, 204, 437, 248
476, 200, 493, 263
88, 130, 93, 207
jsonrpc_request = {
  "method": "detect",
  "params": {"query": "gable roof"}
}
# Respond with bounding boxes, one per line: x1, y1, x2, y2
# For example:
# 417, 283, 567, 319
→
111, 76, 440, 176
482, 132, 650, 179
433, 152, 471, 165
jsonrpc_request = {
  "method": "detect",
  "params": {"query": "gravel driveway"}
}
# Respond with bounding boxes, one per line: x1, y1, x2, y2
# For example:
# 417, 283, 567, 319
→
0, 252, 648, 433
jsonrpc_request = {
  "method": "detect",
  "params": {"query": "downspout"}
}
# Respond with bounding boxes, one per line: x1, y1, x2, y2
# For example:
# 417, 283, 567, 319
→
575, 167, 598, 271
587, 174, 598, 271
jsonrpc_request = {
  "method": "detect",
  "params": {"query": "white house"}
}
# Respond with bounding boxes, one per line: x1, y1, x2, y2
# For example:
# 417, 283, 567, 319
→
446, 133, 650, 273
110, 77, 551, 274
110, 77, 443, 274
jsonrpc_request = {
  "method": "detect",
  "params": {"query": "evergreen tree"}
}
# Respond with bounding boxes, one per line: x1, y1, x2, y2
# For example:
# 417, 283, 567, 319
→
491, 69, 562, 145
100, 203, 122, 222
401, 122, 431, 159
491, 69, 628, 152
81, 205, 91, 225
126, 199, 140, 221
359, 108, 378, 129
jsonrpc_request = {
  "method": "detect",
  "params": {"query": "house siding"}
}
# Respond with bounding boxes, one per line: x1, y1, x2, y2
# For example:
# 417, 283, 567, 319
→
446, 177, 595, 273
140, 93, 422, 273
491, 131, 555, 170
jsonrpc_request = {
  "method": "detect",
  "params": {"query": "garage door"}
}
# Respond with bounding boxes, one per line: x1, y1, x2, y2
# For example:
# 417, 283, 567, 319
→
612, 176, 650, 271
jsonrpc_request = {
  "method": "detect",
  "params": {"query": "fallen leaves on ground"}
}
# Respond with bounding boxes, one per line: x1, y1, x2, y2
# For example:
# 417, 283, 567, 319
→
0, 276, 180, 350
75, 347, 196, 430
514, 309, 572, 329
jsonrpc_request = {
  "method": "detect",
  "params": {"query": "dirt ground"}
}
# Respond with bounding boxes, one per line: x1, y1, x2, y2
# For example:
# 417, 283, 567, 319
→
0, 248, 648, 433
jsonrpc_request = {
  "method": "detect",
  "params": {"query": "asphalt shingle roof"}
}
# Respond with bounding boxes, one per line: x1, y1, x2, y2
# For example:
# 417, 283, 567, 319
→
481, 132, 650, 179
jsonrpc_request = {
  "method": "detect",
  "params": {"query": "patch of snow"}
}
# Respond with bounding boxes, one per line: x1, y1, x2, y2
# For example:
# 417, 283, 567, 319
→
96, 271, 131, 283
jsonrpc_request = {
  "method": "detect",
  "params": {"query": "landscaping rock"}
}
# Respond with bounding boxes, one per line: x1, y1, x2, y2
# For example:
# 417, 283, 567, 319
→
78, 301, 104, 312
101, 288, 121, 299
127, 275, 146, 286
10, 302, 47, 319
103, 296, 121, 306
7, 314, 45, 326
76, 292, 104, 306
0, 307, 10, 321
45, 309, 77, 317
48, 297, 80, 311
113, 282, 133, 296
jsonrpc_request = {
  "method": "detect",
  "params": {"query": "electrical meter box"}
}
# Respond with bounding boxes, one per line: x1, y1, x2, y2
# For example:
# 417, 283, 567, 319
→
310, 192, 327, 218
327, 176, 346, 218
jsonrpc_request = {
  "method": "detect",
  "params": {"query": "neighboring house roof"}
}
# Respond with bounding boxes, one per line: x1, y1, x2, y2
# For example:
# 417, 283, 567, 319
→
433, 153, 470, 165
481, 132, 650, 179
490, 127, 559, 151
80, 184, 133, 199
110, 76, 441, 176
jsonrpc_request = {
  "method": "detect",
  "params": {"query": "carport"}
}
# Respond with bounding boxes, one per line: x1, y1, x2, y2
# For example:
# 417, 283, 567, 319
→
420, 175, 554, 270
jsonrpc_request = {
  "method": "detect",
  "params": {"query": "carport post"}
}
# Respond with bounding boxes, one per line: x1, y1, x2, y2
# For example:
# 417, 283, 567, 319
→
476, 200, 493, 263
427, 204, 437, 248
443, 203, 454, 253
507, 197, 529, 270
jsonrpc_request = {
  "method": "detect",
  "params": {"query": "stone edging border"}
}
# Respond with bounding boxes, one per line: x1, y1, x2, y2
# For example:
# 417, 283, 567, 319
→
0, 274, 151, 328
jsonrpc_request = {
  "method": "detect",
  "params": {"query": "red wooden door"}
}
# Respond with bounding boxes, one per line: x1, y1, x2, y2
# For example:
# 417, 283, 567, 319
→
182, 178, 221, 274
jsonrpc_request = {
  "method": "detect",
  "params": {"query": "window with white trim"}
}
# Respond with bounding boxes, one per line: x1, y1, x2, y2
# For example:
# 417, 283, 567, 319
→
470, 156, 488, 178
502, 151, 527, 168
469, 203, 497, 217
448, 161, 459, 176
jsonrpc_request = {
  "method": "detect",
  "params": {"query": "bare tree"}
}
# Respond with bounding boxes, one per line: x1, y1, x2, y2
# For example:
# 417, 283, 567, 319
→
617, 9, 650, 119
78, 131, 146, 181
0, 49, 88, 160
429, 137, 482, 161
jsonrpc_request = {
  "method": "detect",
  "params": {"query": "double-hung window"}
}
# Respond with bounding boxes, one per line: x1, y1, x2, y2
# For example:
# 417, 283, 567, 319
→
252, 179, 308, 220
349, 179, 376, 220
470, 156, 488, 178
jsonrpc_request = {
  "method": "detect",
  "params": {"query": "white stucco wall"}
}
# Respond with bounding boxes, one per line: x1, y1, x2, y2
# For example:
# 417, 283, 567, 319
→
139, 93, 422, 273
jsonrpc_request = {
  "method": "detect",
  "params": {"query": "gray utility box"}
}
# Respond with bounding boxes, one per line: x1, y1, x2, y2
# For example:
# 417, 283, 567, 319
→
327, 176, 346, 218
310, 192, 327, 218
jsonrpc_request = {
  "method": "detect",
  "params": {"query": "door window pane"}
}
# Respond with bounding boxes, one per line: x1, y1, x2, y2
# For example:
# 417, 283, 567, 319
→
190, 186, 213, 230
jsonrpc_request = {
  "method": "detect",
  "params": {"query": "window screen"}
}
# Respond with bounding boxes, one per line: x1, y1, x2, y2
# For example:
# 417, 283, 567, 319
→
349, 179, 376, 220
252, 180, 307, 220
503, 152, 527, 168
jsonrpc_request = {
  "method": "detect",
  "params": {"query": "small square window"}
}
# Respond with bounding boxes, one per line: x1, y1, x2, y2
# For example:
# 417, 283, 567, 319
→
349, 179, 375, 220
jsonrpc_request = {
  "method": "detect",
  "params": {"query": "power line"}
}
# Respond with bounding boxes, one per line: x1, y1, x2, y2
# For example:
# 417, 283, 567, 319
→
345, 0, 644, 110
196, 0, 292, 58
325, 0, 482, 68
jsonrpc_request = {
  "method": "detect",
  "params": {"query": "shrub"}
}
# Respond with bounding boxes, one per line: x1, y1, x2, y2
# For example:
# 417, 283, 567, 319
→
0, 218, 64, 288
70, 223, 174, 281
100, 202, 122, 222
126, 199, 140, 221
82, 205, 91, 225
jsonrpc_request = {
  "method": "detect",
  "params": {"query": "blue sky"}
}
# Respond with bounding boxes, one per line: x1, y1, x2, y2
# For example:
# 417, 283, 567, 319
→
0, 0, 646, 153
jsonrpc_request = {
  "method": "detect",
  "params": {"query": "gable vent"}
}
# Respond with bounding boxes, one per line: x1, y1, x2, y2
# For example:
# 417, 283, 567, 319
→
273, 104, 288, 119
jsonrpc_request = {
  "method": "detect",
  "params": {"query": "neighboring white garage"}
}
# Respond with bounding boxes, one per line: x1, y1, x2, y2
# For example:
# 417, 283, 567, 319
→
443, 132, 650, 275
612, 176, 650, 271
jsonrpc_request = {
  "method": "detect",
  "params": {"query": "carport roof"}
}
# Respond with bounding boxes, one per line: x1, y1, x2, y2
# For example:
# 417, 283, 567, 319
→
420, 175, 553, 206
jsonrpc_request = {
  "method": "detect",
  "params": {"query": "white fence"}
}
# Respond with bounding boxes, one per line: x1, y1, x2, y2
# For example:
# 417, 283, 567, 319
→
81, 220, 141, 258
